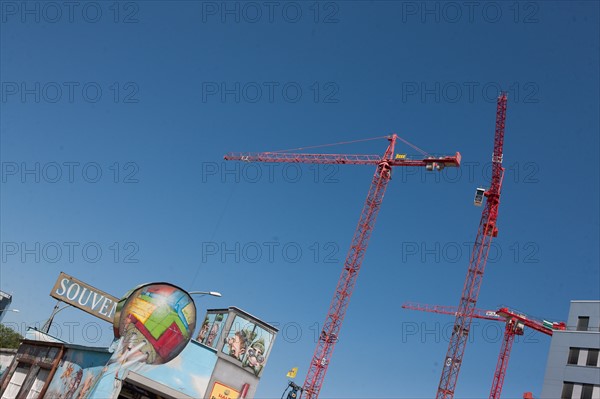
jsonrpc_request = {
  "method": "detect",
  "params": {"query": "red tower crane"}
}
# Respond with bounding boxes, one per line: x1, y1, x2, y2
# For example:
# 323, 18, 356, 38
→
436, 93, 508, 399
225, 135, 461, 398
402, 302, 565, 399
490, 307, 566, 399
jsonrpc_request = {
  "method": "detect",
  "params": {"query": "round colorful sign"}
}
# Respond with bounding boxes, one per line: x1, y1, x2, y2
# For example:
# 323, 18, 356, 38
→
113, 283, 196, 365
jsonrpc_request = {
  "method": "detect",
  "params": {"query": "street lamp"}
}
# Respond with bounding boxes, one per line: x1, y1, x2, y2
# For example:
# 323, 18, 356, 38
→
0, 308, 19, 324
188, 291, 222, 298
188, 291, 222, 340
42, 302, 72, 333
0, 308, 19, 320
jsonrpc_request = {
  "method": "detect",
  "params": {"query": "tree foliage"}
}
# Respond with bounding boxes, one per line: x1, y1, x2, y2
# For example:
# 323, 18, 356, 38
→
0, 324, 22, 349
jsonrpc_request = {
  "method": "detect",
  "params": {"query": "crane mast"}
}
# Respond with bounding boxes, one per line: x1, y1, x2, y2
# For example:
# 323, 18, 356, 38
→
303, 137, 396, 398
436, 93, 508, 399
489, 319, 523, 399
225, 135, 461, 398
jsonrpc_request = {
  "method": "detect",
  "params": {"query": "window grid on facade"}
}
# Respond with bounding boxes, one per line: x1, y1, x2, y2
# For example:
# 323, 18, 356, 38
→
586, 349, 599, 367
541, 302, 600, 399
568, 348, 580, 365
0, 365, 30, 399
560, 382, 600, 399
577, 316, 590, 331
567, 347, 600, 368
580, 384, 593, 399
25, 368, 49, 399
562, 382, 574, 399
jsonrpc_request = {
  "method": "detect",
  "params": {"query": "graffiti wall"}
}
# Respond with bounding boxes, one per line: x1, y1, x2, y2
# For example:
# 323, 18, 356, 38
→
0, 350, 16, 380
43, 347, 110, 399
88, 338, 217, 398
88, 283, 207, 398
112, 283, 197, 365
135, 340, 217, 396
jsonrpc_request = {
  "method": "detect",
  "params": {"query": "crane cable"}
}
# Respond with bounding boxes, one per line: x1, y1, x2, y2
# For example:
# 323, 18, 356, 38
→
270, 135, 433, 158
270, 135, 388, 153
396, 136, 432, 157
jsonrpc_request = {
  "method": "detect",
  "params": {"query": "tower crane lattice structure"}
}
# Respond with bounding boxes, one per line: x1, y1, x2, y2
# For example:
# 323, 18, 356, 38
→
225, 134, 461, 399
436, 93, 508, 399
402, 302, 565, 399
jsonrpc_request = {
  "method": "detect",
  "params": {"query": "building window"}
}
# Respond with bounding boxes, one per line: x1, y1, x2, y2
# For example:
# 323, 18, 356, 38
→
1, 366, 30, 399
577, 316, 590, 331
568, 348, 580, 365
561, 382, 574, 399
587, 349, 599, 367
580, 384, 593, 399
25, 368, 49, 399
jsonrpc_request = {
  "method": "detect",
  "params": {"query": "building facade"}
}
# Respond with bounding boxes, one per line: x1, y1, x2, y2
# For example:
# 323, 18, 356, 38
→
0, 307, 277, 399
0, 350, 17, 382
541, 300, 600, 399
0, 292, 13, 324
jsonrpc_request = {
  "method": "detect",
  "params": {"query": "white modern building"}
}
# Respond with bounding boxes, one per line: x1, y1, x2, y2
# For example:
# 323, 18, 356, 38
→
541, 300, 600, 399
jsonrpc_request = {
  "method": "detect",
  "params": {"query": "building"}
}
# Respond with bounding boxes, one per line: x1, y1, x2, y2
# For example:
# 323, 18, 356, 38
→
0, 306, 277, 399
0, 292, 13, 324
0, 349, 17, 382
1, 333, 111, 399
541, 300, 600, 399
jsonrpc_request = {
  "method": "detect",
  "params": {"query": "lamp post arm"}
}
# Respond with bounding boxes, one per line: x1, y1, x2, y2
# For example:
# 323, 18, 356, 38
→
188, 291, 222, 298
42, 301, 72, 333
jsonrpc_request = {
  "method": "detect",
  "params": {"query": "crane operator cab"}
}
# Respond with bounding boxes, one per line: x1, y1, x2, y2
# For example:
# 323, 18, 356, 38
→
474, 188, 486, 206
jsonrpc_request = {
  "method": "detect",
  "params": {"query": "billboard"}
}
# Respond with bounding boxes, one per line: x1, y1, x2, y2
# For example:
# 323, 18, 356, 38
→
209, 382, 240, 399
50, 272, 119, 323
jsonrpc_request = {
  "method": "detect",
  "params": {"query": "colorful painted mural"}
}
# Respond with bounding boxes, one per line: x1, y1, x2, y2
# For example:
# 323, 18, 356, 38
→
87, 338, 217, 398
197, 312, 228, 349
43, 347, 110, 399
113, 283, 197, 365
134, 340, 217, 396
222, 315, 274, 376
85, 283, 198, 398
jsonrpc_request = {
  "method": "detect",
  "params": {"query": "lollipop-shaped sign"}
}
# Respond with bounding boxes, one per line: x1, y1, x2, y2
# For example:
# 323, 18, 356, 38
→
112, 283, 196, 365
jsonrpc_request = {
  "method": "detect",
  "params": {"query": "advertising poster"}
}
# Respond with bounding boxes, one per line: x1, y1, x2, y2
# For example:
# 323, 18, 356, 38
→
209, 381, 240, 399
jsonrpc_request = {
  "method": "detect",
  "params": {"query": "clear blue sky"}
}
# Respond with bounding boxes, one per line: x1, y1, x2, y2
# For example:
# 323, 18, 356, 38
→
1, 1, 598, 398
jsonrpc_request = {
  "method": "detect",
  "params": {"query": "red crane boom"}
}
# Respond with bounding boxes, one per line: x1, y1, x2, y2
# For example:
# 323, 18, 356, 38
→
436, 93, 508, 399
402, 301, 565, 399
490, 307, 565, 399
224, 152, 461, 168
401, 301, 502, 321
495, 307, 566, 336
225, 134, 460, 398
